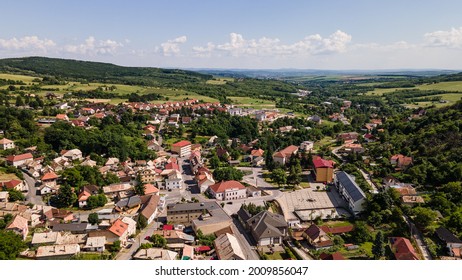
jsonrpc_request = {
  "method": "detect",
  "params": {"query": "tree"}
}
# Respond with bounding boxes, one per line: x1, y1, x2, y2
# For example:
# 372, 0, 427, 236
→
62, 168, 84, 189
15, 96, 24, 107
209, 154, 220, 169
412, 207, 437, 230
88, 213, 99, 225
137, 215, 147, 230
51, 184, 77, 208
350, 221, 372, 243
110, 240, 121, 252
287, 165, 301, 188
86, 194, 107, 209
271, 168, 287, 187
0, 230, 27, 260
151, 234, 167, 248
7, 189, 25, 202
372, 231, 385, 259
213, 167, 243, 181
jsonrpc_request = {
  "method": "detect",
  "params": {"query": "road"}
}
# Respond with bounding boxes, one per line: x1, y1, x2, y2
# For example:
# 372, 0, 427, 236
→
238, 167, 276, 189
22, 171, 44, 206
358, 168, 379, 194
116, 219, 162, 260
403, 215, 432, 260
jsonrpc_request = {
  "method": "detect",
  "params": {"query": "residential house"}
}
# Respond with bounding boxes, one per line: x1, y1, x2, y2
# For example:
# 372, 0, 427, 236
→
319, 252, 345, 260
246, 211, 288, 246
0, 179, 26, 192
133, 248, 178, 260
171, 140, 192, 157
0, 191, 8, 202
167, 202, 232, 235
139, 194, 161, 225
55, 114, 69, 122
250, 148, 264, 158
102, 183, 133, 199
60, 149, 83, 161
36, 244, 80, 260
31, 231, 61, 246
308, 115, 322, 124
165, 170, 182, 190
300, 141, 314, 152
435, 227, 462, 258
208, 180, 247, 201
214, 233, 246, 260
83, 236, 106, 252
303, 224, 333, 250
6, 153, 33, 167
91, 217, 136, 245
334, 171, 366, 216
115, 195, 142, 213
389, 237, 419, 260
337, 132, 359, 144
54, 102, 69, 110
272, 145, 298, 165
197, 171, 215, 194
312, 156, 335, 183
41, 171, 59, 187
6, 215, 29, 240
151, 230, 195, 249
390, 154, 413, 170
341, 143, 365, 154
0, 138, 15, 150
147, 139, 162, 151
143, 183, 159, 196
139, 168, 162, 184
246, 185, 261, 197
401, 195, 425, 206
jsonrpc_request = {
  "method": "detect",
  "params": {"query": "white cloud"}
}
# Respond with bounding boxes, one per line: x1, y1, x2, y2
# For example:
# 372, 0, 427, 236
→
193, 30, 352, 58
63, 36, 123, 55
424, 27, 462, 48
160, 36, 187, 56
0, 36, 56, 52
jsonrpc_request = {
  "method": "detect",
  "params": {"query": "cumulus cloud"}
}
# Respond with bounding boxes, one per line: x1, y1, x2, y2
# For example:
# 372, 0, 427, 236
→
160, 36, 187, 56
0, 36, 56, 52
424, 27, 462, 48
63, 36, 123, 55
193, 30, 352, 58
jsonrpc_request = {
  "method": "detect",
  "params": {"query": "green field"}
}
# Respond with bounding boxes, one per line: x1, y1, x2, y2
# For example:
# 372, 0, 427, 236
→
206, 77, 234, 85
228, 96, 276, 109
0, 73, 41, 83
366, 81, 462, 96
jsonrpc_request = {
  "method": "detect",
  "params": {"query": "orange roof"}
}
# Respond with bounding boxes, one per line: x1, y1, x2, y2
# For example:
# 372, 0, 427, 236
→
144, 184, 159, 195
0, 138, 13, 144
250, 149, 264, 157
390, 237, 419, 260
274, 145, 298, 158
108, 219, 128, 237
172, 140, 191, 147
56, 114, 67, 120
42, 171, 58, 181
209, 180, 245, 193
1, 179, 22, 189
6, 153, 33, 162
78, 190, 91, 202
6, 215, 28, 230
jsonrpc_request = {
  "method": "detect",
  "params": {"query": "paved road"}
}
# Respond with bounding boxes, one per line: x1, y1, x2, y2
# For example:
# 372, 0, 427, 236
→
116, 220, 162, 260
22, 171, 44, 206
403, 215, 432, 260
238, 167, 275, 189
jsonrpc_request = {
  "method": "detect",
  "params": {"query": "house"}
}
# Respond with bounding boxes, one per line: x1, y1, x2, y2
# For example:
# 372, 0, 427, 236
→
41, 171, 59, 187
36, 244, 80, 260
98, 217, 136, 245
0, 138, 15, 150
246, 211, 288, 246
102, 183, 133, 198
54, 102, 69, 110
167, 202, 232, 235
341, 143, 365, 154
390, 154, 413, 170
143, 184, 159, 196
334, 171, 366, 216
250, 149, 264, 158
401, 196, 425, 206
171, 140, 192, 157
303, 224, 333, 250
308, 115, 322, 124
0, 179, 26, 192
83, 236, 106, 252
272, 145, 299, 165
214, 233, 246, 260
147, 139, 162, 151
207, 180, 247, 201
133, 248, 178, 260
115, 195, 142, 212
181, 116, 192, 124
0, 191, 9, 202
319, 252, 345, 260
337, 132, 359, 144
198, 175, 215, 194
55, 114, 69, 122
312, 156, 335, 183
252, 156, 264, 167
300, 141, 314, 152
389, 237, 419, 260
152, 230, 195, 249
182, 244, 195, 260
246, 185, 261, 197
6, 153, 33, 167
105, 157, 120, 167
435, 227, 462, 257
140, 194, 161, 225
31, 231, 61, 246
6, 215, 29, 240
60, 149, 83, 161
165, 171, 182, 190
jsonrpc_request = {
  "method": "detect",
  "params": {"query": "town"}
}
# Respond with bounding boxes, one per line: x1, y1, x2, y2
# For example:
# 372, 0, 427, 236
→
0, 57, 461, 261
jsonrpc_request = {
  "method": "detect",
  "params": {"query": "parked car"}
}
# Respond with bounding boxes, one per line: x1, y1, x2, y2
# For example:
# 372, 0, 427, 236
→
145, 236, 151, 241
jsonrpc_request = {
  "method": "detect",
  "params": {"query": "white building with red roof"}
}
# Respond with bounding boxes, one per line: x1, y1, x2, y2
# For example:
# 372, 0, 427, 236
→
6, 153, 33, 167
41, 171, 59, 187
6, 215, 29, 240
272, 145, 298, 165
171, 140, 191, 157
208, 180, 247, 201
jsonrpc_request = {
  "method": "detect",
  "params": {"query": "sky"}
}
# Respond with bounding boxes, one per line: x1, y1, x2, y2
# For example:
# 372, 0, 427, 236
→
1, 0, 462, 70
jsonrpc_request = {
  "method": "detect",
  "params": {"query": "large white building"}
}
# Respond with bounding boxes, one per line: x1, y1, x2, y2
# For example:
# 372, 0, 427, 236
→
171, 140, 191, 157
334, 171, 366, 216
208, 180, 247, 201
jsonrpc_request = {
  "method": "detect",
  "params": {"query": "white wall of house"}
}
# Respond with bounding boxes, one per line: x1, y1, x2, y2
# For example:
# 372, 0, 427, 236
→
165, 178, 182, 190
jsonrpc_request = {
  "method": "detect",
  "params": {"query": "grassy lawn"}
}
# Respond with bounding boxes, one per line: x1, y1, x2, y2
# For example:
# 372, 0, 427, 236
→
0, 171, 20, 181
228, 96, 276, 108
322, 220, 354, 228
0, 73, 41, 83
206, 77, 234, 85
313, 136, 335, 151
339, 241, 373, 259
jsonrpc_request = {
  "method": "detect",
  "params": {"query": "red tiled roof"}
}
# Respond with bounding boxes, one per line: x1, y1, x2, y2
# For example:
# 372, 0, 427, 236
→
172, 140, 191, 147
108, 219, 128, 237
1, 179, 22, 189
320, 252, 345, 260
313, 157, 334, 169
320, 225, 354, 234
209, 180, 245, 193
273, 145, 298, 158
390, 237, 419, 260
42, 171, 58, 181
162, 224, 174, 230
144, 184, 159, 195
165, 162, 180, 171
6, 153, 33, 162
250, 149, 264, 157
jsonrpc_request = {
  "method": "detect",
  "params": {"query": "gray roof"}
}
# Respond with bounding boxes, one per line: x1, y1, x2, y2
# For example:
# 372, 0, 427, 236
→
436, 227, 462, 244
51, 223, 89, 232
336, 171, 366, 202
116, 195, 141, 209
237, 208, 251, 222
247, 211, 287, 240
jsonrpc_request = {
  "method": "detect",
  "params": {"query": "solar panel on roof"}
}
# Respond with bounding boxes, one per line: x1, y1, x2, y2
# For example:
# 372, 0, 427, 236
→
336, 171, 366, 202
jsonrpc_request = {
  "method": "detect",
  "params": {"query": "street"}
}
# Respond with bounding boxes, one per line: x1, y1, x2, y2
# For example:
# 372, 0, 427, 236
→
403, 215, 432, 260
22, 171, 44, 206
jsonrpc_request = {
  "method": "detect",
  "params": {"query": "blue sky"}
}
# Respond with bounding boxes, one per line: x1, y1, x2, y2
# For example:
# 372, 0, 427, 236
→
1, 0, 462, 69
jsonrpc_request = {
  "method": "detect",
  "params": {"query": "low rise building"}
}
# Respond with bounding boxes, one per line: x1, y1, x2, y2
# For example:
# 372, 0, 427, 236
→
171, 140, 192, 157
312, 156, 335, 183
334, 171, 366, 216
272, 145, 298, 166
0, 138, 15, 150
36, 244, 81, 260
207, 180, 247, 201
246, 211, 288, 246
133, 248, 178, 260
214, 233, 246, 260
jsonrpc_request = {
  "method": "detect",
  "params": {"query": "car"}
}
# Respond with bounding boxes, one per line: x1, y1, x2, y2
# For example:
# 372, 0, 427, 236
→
126, 244, 133, 249
145, 236, 151, 241
226, 201, 233, 204
128, 238, 135, 243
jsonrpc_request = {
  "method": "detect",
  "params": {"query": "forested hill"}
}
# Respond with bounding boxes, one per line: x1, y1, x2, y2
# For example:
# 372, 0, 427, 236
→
385, 100, 462, 186
0, 56, 212, 87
